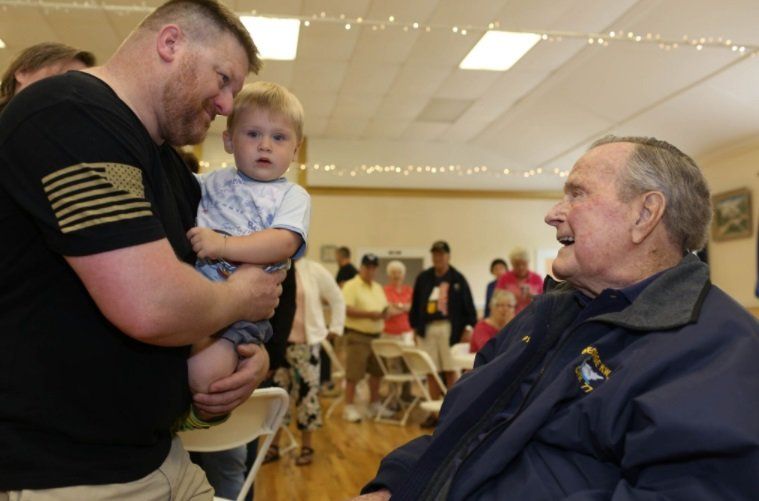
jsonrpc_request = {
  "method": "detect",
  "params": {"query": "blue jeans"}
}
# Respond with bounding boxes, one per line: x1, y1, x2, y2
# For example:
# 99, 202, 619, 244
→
190, 446, 247, 499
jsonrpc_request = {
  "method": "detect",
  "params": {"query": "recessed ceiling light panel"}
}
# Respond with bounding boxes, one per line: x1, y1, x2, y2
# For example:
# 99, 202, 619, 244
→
459, 30, 540, 71
240, 16, 300, 61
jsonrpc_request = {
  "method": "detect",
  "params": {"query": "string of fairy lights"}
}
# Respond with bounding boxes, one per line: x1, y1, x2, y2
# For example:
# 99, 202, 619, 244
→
1, 0, 758, 55
196, 160, 571, 180
4, 1, 756, 181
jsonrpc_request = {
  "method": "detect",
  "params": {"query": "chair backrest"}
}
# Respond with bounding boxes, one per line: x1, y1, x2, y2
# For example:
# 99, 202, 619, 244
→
401, 347, 447, 400
371, 339, 405, 376
320, 338, 345, 376
178, 387, 289, 501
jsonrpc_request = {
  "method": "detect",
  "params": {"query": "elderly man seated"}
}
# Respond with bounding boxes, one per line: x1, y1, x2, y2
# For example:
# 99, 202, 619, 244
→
354, 136, 759, 500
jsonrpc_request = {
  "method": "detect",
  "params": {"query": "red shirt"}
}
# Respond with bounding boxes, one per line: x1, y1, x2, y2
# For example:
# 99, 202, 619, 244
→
469, 320, 500, 353
383, 283, 413, 335
495, 270, 544, 314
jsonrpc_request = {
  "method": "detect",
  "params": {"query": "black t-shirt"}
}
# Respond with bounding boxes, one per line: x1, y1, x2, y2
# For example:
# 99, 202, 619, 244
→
0, 72, 200, 489
336, 263, 358, 284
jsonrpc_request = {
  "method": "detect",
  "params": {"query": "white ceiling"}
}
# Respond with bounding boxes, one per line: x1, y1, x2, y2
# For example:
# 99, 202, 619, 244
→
2, 0, 759, 191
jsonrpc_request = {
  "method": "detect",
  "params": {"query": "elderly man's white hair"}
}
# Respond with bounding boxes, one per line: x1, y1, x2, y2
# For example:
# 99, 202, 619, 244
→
590, 135, 712, 252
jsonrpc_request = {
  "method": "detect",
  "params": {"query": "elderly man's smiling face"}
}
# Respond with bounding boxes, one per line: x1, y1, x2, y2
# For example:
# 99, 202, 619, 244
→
545, 142, 640, 297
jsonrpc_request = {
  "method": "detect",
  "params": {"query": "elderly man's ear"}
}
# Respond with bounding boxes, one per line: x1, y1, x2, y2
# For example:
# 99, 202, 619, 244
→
631, 191, 666, 244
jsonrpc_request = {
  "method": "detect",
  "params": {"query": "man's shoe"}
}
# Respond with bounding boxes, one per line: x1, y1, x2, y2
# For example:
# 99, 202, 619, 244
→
369, 401, 395, 419
342, 404, 362, 422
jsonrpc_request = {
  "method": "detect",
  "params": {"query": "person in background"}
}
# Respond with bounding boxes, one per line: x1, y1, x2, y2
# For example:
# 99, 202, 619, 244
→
409, 241, 477, 428
321, 245, 356, 395
469, 290, 516, 353
356, 136, 759, 501
335, 245, 358, 287
341, 253, 392, 422
0, 0, 282, 497
382, 260, 414, 346
483, 258, 508, 318
496, 246, 544, 314
0, 42, 95, 112
263, 257, 345, 466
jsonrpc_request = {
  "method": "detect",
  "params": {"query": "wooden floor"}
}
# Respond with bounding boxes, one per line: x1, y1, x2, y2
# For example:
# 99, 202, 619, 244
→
254, 396, 431, 501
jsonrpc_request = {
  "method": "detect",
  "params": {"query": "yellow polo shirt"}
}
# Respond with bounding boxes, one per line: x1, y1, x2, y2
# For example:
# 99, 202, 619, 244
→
342, 275, 388, 334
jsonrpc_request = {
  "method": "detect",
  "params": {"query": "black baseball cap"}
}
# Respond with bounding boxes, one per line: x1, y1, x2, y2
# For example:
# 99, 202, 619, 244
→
430, 240, 450, 253
361, 253, 380, 266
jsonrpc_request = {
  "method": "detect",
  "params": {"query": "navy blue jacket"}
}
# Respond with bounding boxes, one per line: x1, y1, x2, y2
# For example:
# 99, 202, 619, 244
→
410, 265, 477, 345
365, 254, 759, 499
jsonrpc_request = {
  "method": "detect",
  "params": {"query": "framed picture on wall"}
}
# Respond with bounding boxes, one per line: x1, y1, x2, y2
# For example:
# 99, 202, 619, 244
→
320, 244, 337, 262
711, 188, 753, 241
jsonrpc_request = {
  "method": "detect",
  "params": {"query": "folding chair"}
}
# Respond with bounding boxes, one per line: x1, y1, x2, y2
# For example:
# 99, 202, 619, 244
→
178, 387, 289, 501
371, 339, 420, 425
320, 338, 346, 419
450, 342, 476, 373
401, 347, 447, 415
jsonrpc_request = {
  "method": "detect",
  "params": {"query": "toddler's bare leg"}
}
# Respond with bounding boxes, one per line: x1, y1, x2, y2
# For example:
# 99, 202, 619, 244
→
188, 337, 239, 394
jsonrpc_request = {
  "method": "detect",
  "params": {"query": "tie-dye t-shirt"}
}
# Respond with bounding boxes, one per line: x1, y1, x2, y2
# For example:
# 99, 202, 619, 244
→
196, 167, 310, 262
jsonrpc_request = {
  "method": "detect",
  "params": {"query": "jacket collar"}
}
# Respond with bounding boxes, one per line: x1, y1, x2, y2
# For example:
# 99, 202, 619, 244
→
546, 253, 710, 331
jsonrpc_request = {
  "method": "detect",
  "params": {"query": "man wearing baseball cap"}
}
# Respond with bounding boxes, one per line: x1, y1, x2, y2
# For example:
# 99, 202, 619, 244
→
341, 253, 392, 422
409, 241, 477, 427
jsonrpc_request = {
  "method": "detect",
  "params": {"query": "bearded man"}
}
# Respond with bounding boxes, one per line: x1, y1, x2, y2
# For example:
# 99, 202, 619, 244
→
0, 1, 285, 497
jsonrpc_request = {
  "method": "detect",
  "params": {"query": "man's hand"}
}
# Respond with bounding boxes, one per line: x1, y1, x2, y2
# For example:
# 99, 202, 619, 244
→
187, 227, 226, 259
346, 490, 391, 501
192, 343, 270, 417
227, 265, 285, 321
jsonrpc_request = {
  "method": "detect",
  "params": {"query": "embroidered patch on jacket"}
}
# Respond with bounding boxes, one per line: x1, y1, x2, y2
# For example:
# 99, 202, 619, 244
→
42, 163, 153, 234
574, 345, 612, 393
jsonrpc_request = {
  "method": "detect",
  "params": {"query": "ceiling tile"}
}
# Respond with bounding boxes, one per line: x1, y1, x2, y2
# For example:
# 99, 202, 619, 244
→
435, 69, 501, 100
325, 117, 369, 138
404, 121, 451, 141
331, 92, 384, 120
339, 62, 401, 94
291, 60, 348, 92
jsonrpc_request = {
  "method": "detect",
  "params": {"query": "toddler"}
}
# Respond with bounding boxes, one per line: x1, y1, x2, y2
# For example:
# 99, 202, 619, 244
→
186, 81, 310, 394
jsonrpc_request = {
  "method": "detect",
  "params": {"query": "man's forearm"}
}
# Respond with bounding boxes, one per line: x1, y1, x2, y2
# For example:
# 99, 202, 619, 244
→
346, 305, 381, 319
67, 239, 274, 346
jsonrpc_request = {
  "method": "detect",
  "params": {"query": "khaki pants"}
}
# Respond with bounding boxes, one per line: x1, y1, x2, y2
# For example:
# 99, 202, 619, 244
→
345, 329, 383, 382
1, 437, 213, 501
418, 320, 455, 371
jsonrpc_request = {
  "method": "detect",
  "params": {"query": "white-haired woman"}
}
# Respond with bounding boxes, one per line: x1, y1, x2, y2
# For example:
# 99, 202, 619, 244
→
469, 290, 517, 353
496, 247, 544, 314
382, 260, 414, 345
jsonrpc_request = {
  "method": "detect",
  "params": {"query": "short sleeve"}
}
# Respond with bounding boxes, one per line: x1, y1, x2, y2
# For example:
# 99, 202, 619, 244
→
342, 279, 358, 308
0, 96, 166, 256
270, 183, 310, 259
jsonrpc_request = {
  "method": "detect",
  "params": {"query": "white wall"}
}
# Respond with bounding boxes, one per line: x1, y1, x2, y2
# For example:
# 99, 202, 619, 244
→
307, 193, 561, 310
701, 139, 759, 308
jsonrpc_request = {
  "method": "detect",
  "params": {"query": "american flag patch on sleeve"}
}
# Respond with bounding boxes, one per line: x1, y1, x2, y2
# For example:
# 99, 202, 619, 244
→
42, 162, 153, 234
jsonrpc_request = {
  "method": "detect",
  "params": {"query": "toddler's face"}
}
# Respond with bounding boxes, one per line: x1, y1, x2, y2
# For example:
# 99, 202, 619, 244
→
224, 108, 299, 182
